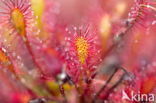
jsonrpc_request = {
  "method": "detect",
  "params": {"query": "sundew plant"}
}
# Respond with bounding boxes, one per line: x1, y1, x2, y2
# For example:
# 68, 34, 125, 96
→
0, 0, 156, 103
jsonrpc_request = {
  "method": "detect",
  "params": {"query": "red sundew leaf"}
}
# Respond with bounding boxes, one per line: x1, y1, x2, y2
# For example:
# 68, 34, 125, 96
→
0, 0, 63, 81
0, 0, 47, 77
0, 0, 33, 37
128, 0, 156, 28
62, 25, 102, 83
